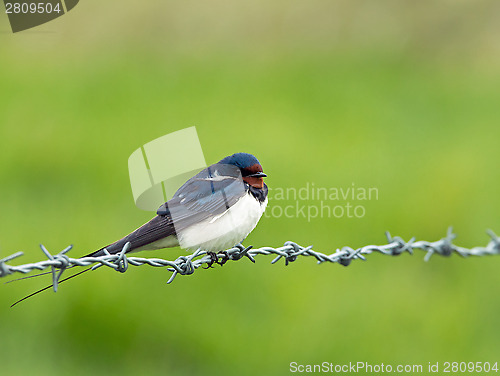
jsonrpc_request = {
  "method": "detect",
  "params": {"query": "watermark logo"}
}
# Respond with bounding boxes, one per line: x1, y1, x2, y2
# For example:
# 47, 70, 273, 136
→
2, 0, 79, 33
128, 127, 208, 212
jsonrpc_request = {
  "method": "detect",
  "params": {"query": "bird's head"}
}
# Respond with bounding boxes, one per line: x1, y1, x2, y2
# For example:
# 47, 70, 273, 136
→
219, 152, 267, 189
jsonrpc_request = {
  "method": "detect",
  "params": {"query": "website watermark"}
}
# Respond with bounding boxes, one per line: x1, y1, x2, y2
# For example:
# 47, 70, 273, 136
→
2, 0, 79, 33
290, 361, 499, 373
264, 182, 379, 221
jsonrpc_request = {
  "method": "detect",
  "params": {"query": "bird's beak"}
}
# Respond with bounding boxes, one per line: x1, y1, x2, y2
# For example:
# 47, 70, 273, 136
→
248, 171, 267, 178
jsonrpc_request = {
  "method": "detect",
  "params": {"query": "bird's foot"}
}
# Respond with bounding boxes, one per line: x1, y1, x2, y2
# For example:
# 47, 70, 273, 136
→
216, 251, 230, 266
203, 251, 218, 269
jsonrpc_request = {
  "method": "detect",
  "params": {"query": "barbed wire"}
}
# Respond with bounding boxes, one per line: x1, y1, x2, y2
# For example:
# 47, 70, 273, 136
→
1, 227, 499, 293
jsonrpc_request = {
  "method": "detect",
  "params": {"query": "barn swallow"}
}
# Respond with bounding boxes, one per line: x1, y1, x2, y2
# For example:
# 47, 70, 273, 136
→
12, 153, 268, 306
89, 152, 268, 260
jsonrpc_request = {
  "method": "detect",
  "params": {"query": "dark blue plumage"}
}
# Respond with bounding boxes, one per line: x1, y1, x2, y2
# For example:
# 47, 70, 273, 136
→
218, 152, 261, 169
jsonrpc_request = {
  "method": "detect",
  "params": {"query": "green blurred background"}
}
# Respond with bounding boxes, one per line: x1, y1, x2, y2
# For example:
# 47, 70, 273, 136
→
1, 1, 500, 375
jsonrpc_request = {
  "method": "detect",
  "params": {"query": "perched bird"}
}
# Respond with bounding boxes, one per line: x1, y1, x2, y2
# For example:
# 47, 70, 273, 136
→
89, 151, 268, 260
12, 152, 268, 306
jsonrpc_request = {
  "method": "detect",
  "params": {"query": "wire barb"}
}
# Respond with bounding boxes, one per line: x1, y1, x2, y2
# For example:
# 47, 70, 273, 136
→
1, 228, 499, 289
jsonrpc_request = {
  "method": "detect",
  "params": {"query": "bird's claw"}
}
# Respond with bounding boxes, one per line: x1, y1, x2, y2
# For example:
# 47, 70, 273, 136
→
203, 246, 253, 268
216, 251, 230, 266
203, 251, 230, 268
203, 252, 218, 269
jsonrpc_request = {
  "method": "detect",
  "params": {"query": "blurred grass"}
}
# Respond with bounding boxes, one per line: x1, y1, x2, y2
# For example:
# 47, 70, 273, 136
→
1, 1, 500, 375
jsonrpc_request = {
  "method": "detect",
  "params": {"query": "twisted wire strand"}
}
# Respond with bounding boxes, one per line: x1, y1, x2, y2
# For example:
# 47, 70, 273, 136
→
1, 227, 499, 292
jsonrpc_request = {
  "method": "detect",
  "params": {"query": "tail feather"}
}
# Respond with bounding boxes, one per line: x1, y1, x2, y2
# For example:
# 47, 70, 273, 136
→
10, 214, 176, 307
10, 240, 135, 307
11, 236, 140, 307
81, 215, 176, 258
10, 267, 92, 307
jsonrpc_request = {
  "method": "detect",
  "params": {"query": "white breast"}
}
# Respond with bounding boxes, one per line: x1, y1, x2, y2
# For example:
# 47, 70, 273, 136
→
177, 192, 268, 251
